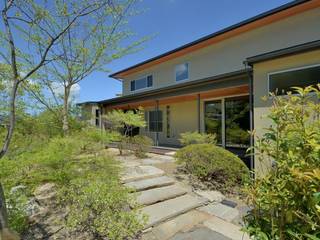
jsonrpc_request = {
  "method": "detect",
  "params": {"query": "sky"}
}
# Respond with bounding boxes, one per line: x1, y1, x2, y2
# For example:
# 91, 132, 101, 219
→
78, 0, 293, 103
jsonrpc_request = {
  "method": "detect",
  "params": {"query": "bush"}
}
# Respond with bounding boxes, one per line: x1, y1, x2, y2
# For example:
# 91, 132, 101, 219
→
244, 86, 320, 239
130, 135, 153, 158
175, 144, 249, 189
59, 156, 144, 239
179, 131, 216, 146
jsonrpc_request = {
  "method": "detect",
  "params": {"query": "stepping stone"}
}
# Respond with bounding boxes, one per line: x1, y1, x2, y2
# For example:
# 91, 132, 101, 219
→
136, 185, 187, 206
121, 166, 165, 183
203, 216, 250, 240
171, 226, 232, 240
151, 210, 211, 240
198, 203, 239, 222
195, 190, 225, 203
142, 194, 208, 228
124, 176, 175, 192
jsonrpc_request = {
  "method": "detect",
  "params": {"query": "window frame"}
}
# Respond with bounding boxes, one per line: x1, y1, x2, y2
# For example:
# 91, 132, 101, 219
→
148, 110, 163, 133
175, 62, 189, 82
130, 74, 153, 92
267, 63, 320, 95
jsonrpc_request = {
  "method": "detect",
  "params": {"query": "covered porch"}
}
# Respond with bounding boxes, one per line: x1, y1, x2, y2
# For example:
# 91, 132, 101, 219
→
101, 70, 253, 168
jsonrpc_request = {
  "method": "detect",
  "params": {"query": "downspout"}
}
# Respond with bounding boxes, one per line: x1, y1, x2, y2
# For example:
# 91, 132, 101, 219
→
243, 61, 255, 172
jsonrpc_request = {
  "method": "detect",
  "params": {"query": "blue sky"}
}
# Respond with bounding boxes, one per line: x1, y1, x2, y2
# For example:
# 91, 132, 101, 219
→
78, 0, 292, 103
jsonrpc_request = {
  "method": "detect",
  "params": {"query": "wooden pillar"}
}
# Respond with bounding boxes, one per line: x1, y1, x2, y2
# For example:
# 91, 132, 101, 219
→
197, 94, 201, 133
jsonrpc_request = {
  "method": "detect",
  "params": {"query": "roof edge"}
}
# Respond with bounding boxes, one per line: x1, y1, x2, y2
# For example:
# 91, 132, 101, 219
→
110, 0, 313, 79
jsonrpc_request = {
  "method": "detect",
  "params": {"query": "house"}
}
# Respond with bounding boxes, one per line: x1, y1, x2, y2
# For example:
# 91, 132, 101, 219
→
79, 0, 320, 175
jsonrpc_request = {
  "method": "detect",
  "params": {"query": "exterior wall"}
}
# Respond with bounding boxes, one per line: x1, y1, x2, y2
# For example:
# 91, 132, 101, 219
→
140, 100, 198, 146
80, 104, 99, 127
253, 49, 320, 176
122, 7, 320, 95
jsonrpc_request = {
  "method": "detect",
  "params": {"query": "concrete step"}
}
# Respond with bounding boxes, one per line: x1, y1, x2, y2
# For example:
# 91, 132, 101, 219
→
125, 176, 175, 192
141, 194, 208, 228
203, 216, 250, 240
198, 203, 240, 222
151, 210, 211, 240
121, 166, 165, 183
136, 185, 187, 206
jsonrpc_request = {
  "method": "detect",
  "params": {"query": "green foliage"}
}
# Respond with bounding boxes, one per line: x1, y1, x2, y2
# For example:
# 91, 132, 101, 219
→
244, 86, 320, 239
179, 131, 217, 146
175, 144, 249, 190
6, 190, 28, 234
0, 117, 144, 237
130, 135, 153, 158
60, 159, 144, 239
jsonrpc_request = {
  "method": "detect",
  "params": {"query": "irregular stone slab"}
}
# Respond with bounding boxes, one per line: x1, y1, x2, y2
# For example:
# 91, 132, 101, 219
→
203, 216, 250, 240
142, 159, 164, 165
195, 190, 225, 203
125, 176, 175, 192
121, 166, 165, 183
171, 226, 232, 240
198, 203, 240, 222
221, 199, 237, 208
142, 194, 207, 228
136, 185, 187, 206
151, 210, 211, 240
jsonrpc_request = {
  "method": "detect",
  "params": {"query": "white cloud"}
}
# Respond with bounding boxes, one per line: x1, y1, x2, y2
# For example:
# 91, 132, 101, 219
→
51, 82, 80, 99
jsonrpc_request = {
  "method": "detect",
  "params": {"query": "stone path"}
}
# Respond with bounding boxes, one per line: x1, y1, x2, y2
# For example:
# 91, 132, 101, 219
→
117, 151, 250, 240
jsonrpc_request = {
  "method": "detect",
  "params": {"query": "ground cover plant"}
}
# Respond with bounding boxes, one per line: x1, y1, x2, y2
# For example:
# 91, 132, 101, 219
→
244, 86, 320, 239
0, 114, 144, 239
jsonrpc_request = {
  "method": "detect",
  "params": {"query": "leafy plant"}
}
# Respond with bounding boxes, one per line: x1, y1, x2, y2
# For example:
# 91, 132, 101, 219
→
175, 144, 249, 190
244, 86, 320, 239
179, 131, 217, 146
130, 135, 153, 158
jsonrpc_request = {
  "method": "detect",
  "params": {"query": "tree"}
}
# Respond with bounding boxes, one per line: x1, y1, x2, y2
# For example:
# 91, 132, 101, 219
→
0, 0, 118, 158
25, 0, 143, 135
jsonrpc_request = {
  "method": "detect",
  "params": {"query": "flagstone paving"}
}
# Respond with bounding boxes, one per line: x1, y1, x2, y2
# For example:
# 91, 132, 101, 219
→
110, 148, 250, 240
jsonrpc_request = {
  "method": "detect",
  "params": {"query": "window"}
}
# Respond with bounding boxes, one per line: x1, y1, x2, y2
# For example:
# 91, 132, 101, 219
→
175, 63, 189, 82
225, 96, 250, 147
269, 64, 320, 95
95, 109, 100, 127
166, 106, 170, 138
131, 75, 153, 91
204, 101, 222, 145
148, 110, 163, 132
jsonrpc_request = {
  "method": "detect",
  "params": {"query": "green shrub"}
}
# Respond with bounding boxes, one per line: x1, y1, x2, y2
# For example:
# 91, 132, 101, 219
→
59, 155, 144, 239
179, 131, 216, 146
130, 135, 153, 158
244, 86, 320, 239
175, 144, 249, 189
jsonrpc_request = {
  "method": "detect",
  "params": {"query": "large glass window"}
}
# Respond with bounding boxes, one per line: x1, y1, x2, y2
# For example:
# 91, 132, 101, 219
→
225, 96, 250, 147
204, 101, 222, 144
175, 63, 189, 82
131, 75, 153, 91
269, 65, 320, 95
149, 110, 163, 132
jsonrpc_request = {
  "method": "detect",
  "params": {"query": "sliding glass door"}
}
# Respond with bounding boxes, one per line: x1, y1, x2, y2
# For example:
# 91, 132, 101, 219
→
204, 96, 250, 148
204, 101, 222, 145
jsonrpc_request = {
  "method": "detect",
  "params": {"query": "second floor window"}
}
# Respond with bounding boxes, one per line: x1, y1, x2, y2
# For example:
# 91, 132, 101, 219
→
175, 63, 189, 82
131, 75, 153, 91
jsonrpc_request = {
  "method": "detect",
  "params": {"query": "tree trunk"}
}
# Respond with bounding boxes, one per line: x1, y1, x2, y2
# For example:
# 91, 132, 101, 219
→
62, 86, 71, 136
0, 80, 19, 159
0, 183, 8, 231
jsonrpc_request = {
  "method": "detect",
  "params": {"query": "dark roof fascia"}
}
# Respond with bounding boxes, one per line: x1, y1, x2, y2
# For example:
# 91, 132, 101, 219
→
246, 39, 320, 65
109, 0, 310, 79
100, 69, 250, 105
76, 101, 99, 106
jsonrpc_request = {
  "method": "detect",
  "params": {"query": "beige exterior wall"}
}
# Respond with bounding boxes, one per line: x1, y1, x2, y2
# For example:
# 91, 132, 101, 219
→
122, 7, 320, 96
253, 49, 320, 176
80, 104, 99, 126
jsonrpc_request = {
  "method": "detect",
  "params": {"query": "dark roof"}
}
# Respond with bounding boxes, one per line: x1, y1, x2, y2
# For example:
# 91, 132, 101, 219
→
100, 69, 250, 105
110, 0, 310, 79
246, 39, 320, 64
76, 101, 99, 106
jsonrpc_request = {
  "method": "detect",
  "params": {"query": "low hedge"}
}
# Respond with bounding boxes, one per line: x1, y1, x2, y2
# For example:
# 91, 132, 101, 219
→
175, 144, 249, 188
